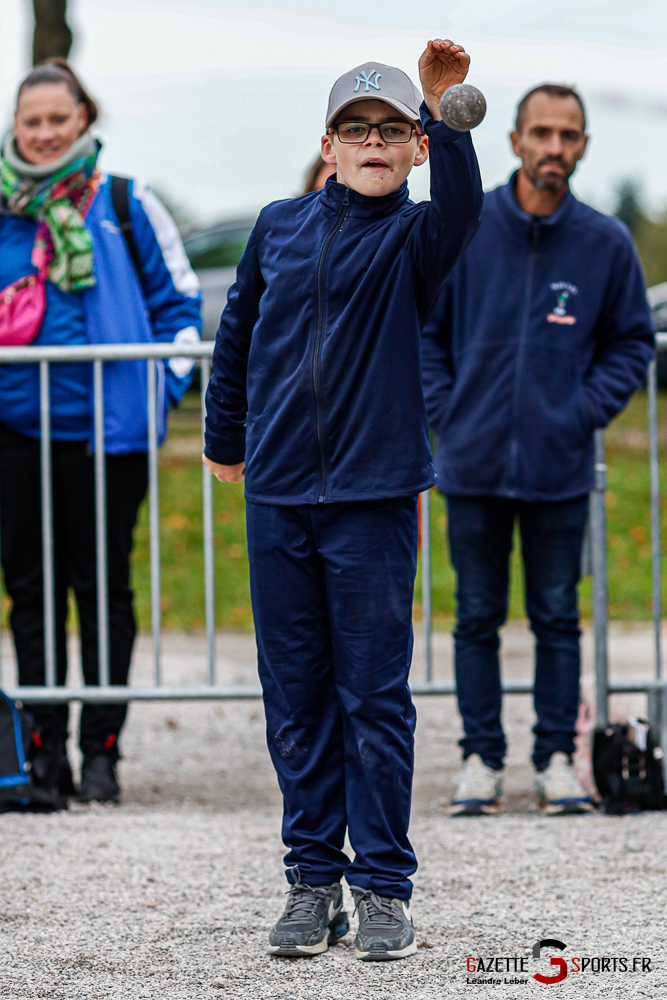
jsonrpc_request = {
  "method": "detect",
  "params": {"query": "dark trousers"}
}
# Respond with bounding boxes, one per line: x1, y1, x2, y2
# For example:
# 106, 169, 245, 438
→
446, 493, 589, 772
246, 498, 418, 900
0, 424, 148, 759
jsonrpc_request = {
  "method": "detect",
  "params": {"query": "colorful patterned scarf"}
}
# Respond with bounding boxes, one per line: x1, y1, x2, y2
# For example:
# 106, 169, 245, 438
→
0, 130, 100, 292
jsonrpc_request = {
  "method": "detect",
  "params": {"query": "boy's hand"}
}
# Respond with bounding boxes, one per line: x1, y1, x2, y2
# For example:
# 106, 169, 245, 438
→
419, 39, 470, 120
202, 454, 245, 483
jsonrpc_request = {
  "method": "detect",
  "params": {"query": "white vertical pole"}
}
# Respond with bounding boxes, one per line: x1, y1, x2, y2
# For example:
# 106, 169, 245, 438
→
591, 429, 609, 729
93, 360, 110, 687
647, 358, 662, 684
647, 356, 665, 784
201, 358, 216, 685
147, 360, 161, 685
40, 361, 56, 688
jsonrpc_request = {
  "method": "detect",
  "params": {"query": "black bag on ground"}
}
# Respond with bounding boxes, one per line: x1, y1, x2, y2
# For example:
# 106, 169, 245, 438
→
593, 718, 666, 814
0, 690, 63, 812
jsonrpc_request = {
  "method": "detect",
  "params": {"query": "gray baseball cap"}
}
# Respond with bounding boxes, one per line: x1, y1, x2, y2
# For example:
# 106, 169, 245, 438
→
325, 62, 422, 128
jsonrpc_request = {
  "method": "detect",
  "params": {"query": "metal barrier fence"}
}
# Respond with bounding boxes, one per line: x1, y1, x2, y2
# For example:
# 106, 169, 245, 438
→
0, 338, 665, 722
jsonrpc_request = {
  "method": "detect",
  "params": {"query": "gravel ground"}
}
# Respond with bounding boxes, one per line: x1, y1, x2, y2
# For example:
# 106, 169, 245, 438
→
1, 625, 666, 999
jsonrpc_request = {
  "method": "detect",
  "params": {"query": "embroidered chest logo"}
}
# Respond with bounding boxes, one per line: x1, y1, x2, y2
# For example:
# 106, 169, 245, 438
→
354, 70, 381, 93
547, 281, 578, 325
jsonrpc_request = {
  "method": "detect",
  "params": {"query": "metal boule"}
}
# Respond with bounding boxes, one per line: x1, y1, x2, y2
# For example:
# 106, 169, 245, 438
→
439, 83, 487, 131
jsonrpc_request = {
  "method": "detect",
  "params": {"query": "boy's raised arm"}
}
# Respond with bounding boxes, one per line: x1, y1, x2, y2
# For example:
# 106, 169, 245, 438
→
404, 38, 484, 287
203, 226, 265, 482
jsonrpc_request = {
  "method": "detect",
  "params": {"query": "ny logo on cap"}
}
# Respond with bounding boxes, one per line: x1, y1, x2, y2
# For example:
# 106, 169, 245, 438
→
354, 70, 381, 93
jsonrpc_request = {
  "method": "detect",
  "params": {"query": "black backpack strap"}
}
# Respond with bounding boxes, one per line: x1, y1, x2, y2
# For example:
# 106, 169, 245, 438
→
109, 175, 145, 287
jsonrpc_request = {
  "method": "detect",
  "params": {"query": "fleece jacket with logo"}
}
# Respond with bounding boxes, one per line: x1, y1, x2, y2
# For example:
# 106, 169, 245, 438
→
204, 105, 483, 505
421, 174, 655, 502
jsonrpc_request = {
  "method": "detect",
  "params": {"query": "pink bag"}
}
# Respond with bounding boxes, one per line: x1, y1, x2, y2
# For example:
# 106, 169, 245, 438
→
0, 270, 46, 347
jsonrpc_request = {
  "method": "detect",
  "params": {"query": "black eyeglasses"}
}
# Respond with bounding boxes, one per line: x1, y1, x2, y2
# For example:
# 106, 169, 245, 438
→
327, 121, 423, 144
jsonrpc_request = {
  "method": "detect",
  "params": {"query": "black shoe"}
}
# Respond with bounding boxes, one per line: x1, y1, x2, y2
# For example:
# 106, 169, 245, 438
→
27, 735, 73, 810
350, 887, 417, 961
268, 873, 349, 957
77, 755, 121, 804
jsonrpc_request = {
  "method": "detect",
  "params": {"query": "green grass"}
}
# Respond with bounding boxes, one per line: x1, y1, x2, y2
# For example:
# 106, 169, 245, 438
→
413, 488, 532, 626
2, 389, 663, 631
599, 386, 667, 620
128, 387, 664, 630
416, 388, 667, 625
132, 462, 251, 631
188, 241, 247, 269
132, 394, 253, 631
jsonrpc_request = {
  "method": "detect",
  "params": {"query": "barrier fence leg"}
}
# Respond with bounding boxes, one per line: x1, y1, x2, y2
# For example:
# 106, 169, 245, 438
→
93, 360, 110, 687
40, 360, 57, 688
591, 429, 609, 729
647, 357, 663, 741
147, 360, 162, 686
201, 357, 216, 685
420, 489, 433, 684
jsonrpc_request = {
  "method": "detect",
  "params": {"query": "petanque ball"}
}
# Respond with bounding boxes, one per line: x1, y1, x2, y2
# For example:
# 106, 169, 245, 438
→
439, 84, 487, 131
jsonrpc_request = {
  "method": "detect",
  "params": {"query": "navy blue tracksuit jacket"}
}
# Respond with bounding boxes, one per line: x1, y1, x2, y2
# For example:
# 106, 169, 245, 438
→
422, 175, 655, 501
204, 105, 483, 898
204, 107, 482, 501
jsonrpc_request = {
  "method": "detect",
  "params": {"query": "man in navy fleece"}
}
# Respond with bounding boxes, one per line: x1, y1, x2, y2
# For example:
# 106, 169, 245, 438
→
422, 84, 654, 818
203, 39, 482, 960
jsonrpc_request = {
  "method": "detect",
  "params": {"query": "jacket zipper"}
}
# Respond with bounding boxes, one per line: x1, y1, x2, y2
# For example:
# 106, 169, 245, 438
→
313, 188, 351, 502
508, 221, 541, 492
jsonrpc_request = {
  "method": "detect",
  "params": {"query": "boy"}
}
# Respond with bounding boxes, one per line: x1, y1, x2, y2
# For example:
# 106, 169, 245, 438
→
204, 38, 483, 961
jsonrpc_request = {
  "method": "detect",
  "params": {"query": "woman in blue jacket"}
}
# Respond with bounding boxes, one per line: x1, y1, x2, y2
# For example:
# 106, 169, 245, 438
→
0, 60, 202, 806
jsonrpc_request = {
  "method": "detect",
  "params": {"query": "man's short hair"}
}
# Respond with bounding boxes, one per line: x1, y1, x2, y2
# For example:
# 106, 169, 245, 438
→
515, 84, 586, 133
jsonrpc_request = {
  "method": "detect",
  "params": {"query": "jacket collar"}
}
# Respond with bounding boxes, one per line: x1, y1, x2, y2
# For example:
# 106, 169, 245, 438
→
496, 170, 576, 239
319, 173, 410, 219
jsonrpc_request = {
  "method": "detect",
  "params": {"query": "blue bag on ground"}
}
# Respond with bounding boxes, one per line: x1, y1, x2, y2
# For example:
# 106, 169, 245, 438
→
0, 689, 31, 801
0, 690, 61, 811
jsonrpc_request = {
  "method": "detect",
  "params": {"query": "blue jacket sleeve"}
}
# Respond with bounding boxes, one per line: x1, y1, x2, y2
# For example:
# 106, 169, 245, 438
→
582, 229, 655, 430
204, 226, 265, 465
421, 279, 455, 437
403, 104, 483, 297
129, 180, 203, 407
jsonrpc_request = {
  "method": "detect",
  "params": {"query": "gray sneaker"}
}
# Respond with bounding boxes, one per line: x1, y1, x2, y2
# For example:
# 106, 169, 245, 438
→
268, 874, 349, 957
450, 753, 503, 816
534, 752, 593, 815
350, 887, 416, 961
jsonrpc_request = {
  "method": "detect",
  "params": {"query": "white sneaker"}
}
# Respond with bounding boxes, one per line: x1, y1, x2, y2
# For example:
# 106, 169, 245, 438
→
450, 753, 503, 816
534, 752, 593, 815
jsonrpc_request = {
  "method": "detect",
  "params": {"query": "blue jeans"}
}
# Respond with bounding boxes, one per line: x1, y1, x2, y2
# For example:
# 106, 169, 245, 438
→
246, 498, 418, 899
446, 493, 589, 772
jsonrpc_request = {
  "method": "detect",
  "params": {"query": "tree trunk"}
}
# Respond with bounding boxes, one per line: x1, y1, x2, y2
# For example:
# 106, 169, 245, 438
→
32, 0, 73, 65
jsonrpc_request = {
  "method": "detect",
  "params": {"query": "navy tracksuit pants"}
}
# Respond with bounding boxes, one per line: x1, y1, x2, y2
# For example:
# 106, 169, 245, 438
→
246, 497, 418, 900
